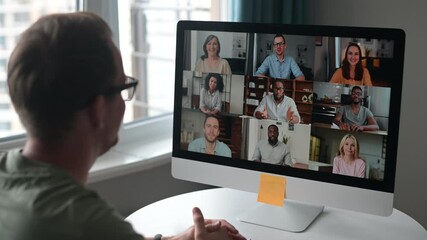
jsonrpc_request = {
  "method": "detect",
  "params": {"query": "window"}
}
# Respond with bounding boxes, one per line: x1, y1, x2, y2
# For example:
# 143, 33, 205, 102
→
118, 0, 225, 123
0, 14, 4, 28
0, 81, 6, 93
13, 12, 31, 24
0, 103, 10, 110
0, 36, 5, 49
0, 0, 228, 140
0, 122, 11, 130
0, 59, 6, 71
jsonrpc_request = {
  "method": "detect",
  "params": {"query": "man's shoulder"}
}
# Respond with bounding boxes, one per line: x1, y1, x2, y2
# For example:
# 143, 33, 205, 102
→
215, 140, 232, 157
361, 105, 371, 112
256, 139, 270, 148
190, 137, 204, 145
341, 104, 352, 111
283, 95, 296, 103
0, 149, 51, 176
0, 148, 21, 162
0, 159, 117, 237
263, 93, 274, 101
263, 54, 277, 62
188, 137, 205, 150
0, 182, 137, 239
285, 55, 296, 61
0, 150, 9, 166
217, 140, 231, 149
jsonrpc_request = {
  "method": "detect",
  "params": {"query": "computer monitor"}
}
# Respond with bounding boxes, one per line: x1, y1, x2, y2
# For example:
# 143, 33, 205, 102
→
172, 21, 405, 232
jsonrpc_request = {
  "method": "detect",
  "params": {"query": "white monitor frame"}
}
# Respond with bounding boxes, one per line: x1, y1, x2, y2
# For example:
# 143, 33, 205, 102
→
172, 21, 405, 231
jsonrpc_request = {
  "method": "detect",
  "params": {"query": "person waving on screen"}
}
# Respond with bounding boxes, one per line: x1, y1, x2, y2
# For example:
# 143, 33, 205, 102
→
254, 79, 300, 123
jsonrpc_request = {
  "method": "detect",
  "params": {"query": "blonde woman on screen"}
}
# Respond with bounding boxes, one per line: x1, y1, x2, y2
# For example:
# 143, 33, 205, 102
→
332, 134, 366, 178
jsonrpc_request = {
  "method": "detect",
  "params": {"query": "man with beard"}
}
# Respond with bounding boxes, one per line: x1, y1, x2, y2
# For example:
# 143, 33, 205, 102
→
333, 86, 379, 131
188, 115, 232, 157
255, 34, 305, 80
251, 124, 292, 166
254, 79, 300, 123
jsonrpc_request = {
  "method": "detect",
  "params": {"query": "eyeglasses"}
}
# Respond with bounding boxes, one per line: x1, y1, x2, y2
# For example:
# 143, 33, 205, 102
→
273, 42, 285, 48
103, 76, 139, 101
351, 92, 362, 96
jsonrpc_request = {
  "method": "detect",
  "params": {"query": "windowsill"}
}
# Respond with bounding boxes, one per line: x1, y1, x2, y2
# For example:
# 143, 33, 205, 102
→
89, 113, 173, 183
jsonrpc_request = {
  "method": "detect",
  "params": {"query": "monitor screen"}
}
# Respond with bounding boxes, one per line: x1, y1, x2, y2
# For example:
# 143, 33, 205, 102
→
172, 20, 405, 232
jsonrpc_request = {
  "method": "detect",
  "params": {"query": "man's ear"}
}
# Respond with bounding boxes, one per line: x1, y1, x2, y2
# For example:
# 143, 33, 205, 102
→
86, 95, 106, 129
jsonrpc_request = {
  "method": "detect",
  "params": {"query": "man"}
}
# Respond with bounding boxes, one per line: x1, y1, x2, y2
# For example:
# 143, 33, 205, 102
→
255, 34, 305, 80
0, 12, 244, 240
188, 115, 232, 157
333, 86, 379, 132
254, 79, 300, 123
252, 124, 292, 166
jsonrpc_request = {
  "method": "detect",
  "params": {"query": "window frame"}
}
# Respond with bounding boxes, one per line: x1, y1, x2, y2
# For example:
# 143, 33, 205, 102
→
0, 0, 174, 153
0, 0, 144, 147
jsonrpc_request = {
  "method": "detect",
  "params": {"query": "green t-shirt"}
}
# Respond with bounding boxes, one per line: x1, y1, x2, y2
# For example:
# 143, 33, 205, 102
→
0, 149, 144, 240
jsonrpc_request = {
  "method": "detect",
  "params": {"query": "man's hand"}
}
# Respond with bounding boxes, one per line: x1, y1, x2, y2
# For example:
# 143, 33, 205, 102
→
192, 207, 230, 240
349, 124, 363, 132
338, 122, 349, 131
193, 207, 246, 240
286, 107, 295, 123
166, 207, 246, 240
255, 108, 268, 119
261, 108, 268, 119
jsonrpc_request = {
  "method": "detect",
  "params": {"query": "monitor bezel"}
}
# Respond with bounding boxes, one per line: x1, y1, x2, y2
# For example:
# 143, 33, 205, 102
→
173, 20, 405, 194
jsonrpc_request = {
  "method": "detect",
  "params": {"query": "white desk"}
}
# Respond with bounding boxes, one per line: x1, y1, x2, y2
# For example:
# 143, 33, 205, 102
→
126, 188, 427, 240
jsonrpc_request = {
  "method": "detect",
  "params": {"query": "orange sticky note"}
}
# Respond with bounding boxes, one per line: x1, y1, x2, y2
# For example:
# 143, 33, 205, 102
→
257, 173, 286, 207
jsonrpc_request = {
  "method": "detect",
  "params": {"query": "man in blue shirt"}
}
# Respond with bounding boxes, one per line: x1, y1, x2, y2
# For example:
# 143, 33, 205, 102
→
188, 115, 232, 157
255, 34, 305, 80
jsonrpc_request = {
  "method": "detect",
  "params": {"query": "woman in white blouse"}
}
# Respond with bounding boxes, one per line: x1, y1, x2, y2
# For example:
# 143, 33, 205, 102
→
195, 34, 232, 75
199, 73, 224, 115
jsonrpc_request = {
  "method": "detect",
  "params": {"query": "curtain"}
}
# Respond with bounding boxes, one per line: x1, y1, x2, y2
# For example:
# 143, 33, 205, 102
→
230, 0, 309, 24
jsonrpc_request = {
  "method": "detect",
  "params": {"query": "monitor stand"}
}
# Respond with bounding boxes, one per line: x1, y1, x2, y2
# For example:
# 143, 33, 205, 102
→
237, 199, 324, 232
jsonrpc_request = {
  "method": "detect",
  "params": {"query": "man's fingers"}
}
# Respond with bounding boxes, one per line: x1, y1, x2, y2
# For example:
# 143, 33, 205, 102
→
205, 220, 221, 232
217, 220, 239, 234
192, 207, 206, 235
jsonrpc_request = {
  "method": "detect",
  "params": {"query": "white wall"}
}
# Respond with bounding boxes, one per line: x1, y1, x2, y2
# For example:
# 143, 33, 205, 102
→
309, 0, 427, 229
88, 159, 213, 217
